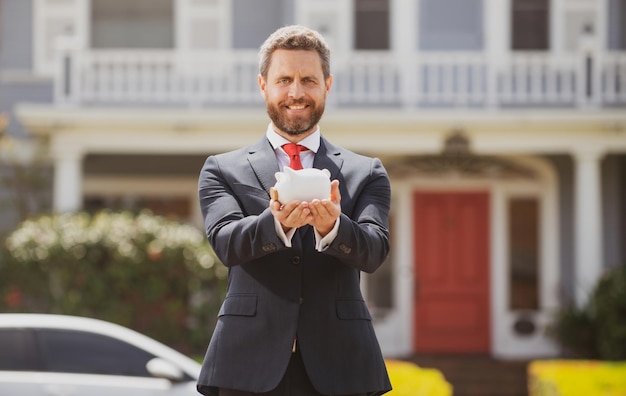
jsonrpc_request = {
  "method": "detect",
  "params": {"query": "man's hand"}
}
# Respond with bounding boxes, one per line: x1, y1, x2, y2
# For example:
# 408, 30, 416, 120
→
307, 179, 341, 236
270, 198, 312, 233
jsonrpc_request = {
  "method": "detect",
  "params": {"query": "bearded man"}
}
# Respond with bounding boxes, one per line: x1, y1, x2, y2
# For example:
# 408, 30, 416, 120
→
196, 25, 392, 396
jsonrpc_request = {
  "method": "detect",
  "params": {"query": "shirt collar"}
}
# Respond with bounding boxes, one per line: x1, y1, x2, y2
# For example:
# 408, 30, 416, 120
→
265, 123, 321, 153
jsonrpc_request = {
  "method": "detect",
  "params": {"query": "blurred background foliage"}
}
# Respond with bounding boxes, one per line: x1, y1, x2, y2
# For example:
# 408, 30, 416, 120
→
549, 264, 626, 360
0, 131, 52, 231
0, 210, 227, 357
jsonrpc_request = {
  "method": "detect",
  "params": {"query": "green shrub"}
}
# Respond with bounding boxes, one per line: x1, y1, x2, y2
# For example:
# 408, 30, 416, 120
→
1, 210, 226, 356
549, 264, 626, 360
549, 305, 597, 358
589, 265, 626, 360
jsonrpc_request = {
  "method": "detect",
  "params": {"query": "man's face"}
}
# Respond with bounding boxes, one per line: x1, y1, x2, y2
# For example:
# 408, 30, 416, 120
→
259, 49, 333, 140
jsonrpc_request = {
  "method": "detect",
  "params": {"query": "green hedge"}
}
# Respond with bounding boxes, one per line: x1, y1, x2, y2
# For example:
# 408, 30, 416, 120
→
1, 210, 226, 356
549, 264, 626, 360
529, 360, 626, 396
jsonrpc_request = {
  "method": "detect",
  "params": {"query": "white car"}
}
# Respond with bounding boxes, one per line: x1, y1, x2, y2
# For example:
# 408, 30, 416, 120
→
0, 313, 202, 396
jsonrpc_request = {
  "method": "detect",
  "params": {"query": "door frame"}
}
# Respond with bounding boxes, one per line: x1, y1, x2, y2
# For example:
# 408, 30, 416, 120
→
373, 155, 560, 358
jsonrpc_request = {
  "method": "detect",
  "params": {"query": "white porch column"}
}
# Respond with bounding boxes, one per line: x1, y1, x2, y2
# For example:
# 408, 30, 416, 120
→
484, 0, 509, 107
573, 150, 605, 307
52, 146, 84, 213
392, 0, 418, 108
551, 0, 565, 54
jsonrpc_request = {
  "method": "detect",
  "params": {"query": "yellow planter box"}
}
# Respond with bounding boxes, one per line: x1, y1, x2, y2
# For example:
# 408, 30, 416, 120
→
529, 360, 626, 396
385, 360, 453, 396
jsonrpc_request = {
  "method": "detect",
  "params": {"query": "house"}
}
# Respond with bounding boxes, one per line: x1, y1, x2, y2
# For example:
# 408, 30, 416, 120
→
1, 0, 625, 360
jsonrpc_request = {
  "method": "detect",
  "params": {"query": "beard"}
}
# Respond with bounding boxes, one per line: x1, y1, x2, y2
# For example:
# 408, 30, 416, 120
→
266, 99, 325, 137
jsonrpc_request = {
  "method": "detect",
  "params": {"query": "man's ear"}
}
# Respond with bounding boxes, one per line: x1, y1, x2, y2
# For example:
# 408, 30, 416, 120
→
258, 74, 266, 97
325, 75, 333, 97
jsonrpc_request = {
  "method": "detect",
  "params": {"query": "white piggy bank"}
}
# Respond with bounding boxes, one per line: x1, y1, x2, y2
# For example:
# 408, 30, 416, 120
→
272, 167, 331, 203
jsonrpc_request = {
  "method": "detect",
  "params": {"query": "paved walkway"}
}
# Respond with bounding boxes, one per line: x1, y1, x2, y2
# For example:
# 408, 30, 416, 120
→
405, 354, 529, 396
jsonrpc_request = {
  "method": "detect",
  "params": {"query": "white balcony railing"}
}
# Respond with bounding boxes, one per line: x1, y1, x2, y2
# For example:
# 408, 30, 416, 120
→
55, 48, 626, 109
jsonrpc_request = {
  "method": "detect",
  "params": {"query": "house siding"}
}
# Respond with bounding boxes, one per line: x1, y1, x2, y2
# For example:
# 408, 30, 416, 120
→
0, 0, 34, 71
608, 0, 626, 50
232, 0, 295, 49
0, 0, 53, 137
0, 81, 53, 136
419, 0, 484, 51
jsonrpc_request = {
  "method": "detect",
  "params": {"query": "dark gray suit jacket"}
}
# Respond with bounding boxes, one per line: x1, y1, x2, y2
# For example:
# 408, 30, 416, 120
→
196, 136, 392, 396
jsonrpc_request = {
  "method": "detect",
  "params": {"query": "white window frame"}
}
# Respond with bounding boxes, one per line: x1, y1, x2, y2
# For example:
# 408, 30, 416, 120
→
33, 0, 89, 77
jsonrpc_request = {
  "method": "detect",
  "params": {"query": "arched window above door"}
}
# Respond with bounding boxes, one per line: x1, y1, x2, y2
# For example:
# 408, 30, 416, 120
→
383, 155, 540, 180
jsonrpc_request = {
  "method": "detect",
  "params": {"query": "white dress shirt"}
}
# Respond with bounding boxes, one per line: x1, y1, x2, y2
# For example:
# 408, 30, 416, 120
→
265, 124, 340, 251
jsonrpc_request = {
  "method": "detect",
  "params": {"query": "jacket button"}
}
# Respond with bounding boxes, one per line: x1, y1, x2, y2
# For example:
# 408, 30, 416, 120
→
299, 297, 303, 305
291, 256, 301, 265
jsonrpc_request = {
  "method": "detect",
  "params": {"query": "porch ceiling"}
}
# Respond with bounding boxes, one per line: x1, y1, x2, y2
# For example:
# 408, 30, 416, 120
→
14, 104, 626, 156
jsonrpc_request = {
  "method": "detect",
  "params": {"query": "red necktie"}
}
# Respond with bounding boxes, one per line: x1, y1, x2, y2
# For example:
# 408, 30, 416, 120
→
282, 143, 306, 170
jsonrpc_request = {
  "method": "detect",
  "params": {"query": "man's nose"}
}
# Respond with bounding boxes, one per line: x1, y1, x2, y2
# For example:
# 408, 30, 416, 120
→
288, 81, 304, 98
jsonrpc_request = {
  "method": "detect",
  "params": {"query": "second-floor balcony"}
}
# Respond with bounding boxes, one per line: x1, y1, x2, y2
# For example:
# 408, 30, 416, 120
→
55, 48, 626, 110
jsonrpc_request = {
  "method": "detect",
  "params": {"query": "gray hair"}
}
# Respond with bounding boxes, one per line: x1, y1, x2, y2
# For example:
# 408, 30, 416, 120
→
259, 25, 331, 80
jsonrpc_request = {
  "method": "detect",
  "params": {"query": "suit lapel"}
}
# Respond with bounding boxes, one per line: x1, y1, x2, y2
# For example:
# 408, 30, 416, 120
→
314, 137, 343, 179
247, 137, 280, 195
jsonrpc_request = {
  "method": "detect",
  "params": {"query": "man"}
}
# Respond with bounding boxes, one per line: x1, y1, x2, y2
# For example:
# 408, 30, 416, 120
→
197, 25, 392, 396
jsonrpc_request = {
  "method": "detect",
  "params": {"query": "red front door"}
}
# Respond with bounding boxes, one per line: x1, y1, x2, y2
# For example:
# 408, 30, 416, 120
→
413, 191, 490, 353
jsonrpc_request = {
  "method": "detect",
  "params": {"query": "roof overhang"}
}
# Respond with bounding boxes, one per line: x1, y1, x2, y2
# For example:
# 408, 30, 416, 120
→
15, 104, 626, 156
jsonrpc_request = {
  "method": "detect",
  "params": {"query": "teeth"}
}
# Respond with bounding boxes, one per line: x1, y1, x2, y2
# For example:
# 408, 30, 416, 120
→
289, 105, 305, 110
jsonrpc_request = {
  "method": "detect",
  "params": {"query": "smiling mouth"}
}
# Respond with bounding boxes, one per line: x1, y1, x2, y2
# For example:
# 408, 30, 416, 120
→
284, 101, 309, 110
